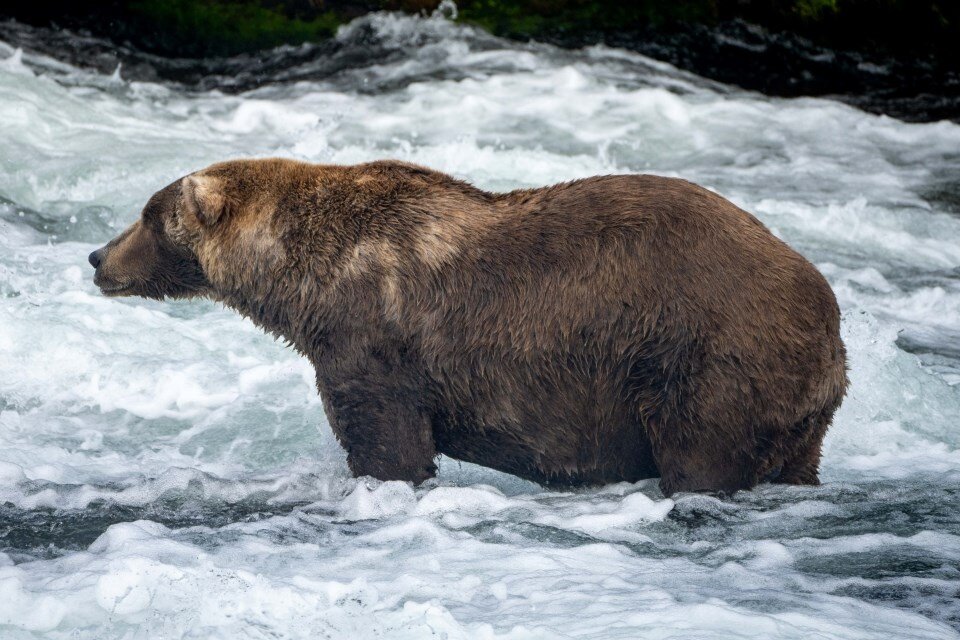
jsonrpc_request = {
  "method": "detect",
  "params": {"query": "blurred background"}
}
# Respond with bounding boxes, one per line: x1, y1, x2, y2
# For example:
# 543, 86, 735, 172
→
4, 0, 960, 120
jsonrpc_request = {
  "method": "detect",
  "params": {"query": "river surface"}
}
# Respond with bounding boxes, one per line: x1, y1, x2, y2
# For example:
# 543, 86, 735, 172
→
1, 10, 960, 640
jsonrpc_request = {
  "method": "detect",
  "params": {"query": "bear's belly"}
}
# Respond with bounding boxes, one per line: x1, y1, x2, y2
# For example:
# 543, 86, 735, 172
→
431, 408, 660, 486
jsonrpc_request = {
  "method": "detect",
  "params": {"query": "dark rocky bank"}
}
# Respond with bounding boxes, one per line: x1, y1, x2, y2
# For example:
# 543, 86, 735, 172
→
2, 0, 959, 122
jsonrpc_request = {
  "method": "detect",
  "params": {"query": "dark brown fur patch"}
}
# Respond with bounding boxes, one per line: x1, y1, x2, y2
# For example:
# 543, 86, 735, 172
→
91, 158, 848, 496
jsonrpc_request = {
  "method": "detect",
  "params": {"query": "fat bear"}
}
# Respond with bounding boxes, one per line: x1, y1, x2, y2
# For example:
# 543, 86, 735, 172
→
88, 158, 847, 496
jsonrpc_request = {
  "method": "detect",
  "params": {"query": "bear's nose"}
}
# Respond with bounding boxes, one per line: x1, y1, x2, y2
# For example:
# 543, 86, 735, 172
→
88, 248, 104, 269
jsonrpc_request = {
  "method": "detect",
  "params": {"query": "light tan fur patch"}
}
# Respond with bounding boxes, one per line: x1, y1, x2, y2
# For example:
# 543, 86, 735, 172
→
339, 240, 402, 321
183, 175, 231, 227
416, 220, 461, 267
194, 196, 284, 293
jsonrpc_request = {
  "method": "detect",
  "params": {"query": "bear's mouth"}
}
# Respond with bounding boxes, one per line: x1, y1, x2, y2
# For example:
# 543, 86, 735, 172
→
98, 282, 135, 296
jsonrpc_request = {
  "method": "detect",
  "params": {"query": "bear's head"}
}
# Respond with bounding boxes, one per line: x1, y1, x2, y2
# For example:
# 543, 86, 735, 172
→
88, 160, 292, 303
87, 175, 231, 300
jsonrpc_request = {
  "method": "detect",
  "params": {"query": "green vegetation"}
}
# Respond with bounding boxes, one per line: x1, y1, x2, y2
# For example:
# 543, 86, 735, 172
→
6, 0, 959, 61
452, 0, 717, 39
126, 0, 341, 56
793, 0, 839, 21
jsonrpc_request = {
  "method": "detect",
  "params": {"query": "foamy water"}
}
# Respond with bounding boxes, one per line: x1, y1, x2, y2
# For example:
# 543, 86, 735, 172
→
1, 11, 959, 639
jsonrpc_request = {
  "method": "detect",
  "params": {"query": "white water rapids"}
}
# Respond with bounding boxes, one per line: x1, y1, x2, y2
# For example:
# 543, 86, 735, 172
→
1, 10, 959, 639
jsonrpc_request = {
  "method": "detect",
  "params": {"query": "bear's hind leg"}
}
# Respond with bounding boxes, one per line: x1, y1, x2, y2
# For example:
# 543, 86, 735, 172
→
651, 422, 757, 497
774, 410, 832, 486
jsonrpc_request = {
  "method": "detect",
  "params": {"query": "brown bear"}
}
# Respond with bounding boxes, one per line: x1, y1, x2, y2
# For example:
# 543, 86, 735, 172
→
88, 158, 847, 496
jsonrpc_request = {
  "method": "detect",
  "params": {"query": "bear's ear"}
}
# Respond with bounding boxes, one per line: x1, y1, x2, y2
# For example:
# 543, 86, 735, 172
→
182, 175, 228, 227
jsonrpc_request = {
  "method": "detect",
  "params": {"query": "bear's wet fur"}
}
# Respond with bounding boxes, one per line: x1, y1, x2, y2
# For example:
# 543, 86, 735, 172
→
90, 158, 848, 495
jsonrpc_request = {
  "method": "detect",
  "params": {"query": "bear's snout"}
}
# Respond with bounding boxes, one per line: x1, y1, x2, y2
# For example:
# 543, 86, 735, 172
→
88, 241, 129, 294
88, 247, 106, 269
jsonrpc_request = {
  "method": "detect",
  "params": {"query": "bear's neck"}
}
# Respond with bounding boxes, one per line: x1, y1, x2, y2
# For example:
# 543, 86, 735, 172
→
200, 210, 347, 362
211, 258, 343, 369
215, 279, 324, 353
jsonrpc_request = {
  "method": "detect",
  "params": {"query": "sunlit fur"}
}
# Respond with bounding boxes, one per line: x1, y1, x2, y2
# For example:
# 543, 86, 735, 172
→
91, 158, 848, 496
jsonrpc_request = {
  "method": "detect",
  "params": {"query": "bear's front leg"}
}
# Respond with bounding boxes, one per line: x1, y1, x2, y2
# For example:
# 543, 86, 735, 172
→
321, 376, 437, 484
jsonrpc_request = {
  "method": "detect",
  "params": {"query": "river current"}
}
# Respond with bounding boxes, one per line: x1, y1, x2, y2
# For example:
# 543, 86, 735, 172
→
1, 10, 959, 639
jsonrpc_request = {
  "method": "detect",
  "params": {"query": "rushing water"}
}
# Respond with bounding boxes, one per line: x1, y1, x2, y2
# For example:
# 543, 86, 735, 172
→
1, 10, 960, 639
